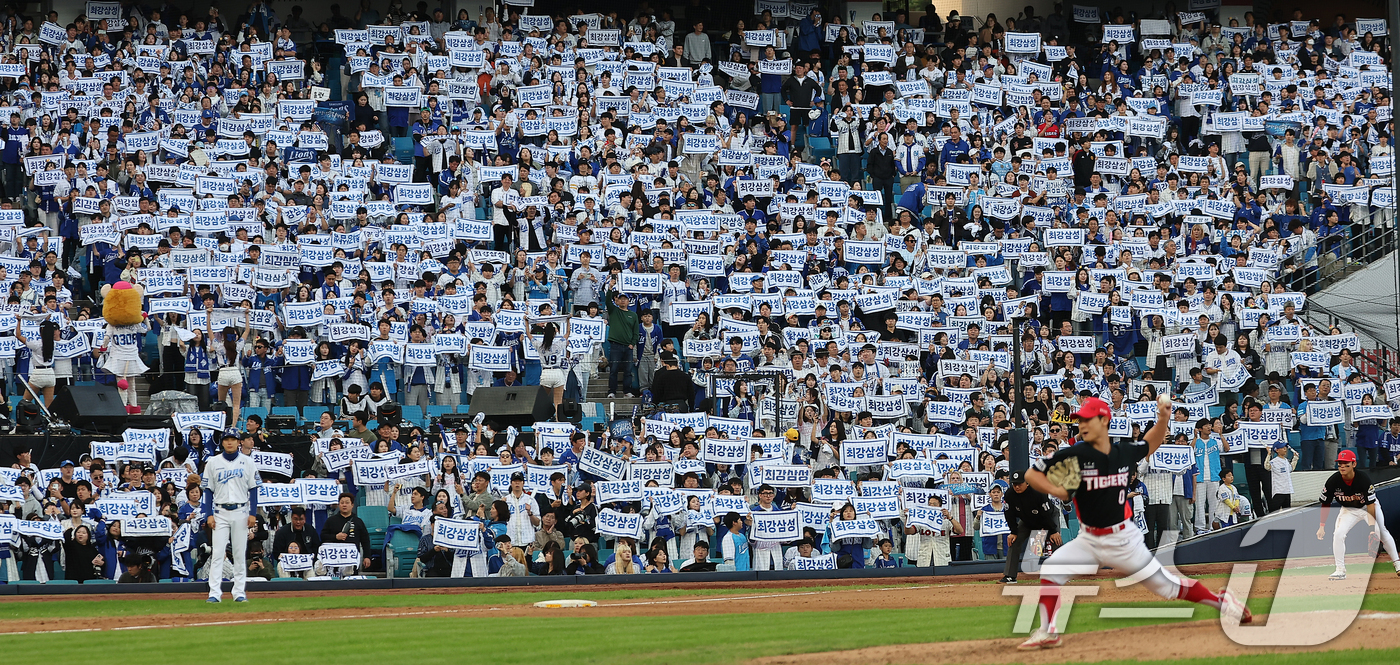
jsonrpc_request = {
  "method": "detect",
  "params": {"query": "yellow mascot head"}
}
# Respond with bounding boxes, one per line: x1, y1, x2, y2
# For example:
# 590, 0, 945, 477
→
101, 281, 146, 326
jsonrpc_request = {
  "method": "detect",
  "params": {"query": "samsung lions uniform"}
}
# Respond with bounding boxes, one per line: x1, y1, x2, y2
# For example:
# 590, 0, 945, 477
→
201, 451, 263, 600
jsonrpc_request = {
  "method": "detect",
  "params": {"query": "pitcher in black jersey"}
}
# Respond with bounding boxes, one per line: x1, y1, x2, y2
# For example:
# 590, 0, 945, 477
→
1018, 396, 1252, 651
1317, 449, 1400, 581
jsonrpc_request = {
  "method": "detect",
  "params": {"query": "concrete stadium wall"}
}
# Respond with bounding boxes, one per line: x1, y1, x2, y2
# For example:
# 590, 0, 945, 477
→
1168, 479, 1400, 565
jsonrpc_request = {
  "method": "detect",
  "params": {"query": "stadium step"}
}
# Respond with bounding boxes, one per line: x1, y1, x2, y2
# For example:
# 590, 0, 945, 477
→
585, 381, 643, 421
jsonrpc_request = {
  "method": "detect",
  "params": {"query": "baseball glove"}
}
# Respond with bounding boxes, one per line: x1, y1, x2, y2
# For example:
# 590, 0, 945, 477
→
1043, 457, 1082, 500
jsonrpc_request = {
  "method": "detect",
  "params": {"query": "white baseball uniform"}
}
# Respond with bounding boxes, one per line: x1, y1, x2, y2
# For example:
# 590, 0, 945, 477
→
202, 452, 262, 599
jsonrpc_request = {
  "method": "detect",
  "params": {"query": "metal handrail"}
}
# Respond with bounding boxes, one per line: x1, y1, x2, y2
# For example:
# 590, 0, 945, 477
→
1302, 300, 1400, 384
1309, 226, 1396, 291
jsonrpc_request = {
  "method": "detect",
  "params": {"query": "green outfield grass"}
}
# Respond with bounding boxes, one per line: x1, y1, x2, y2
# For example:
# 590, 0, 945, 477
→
1, 558, 1389, 622
2, 593, 1399, 665
0, 604, 1178, 663
0, 582, 933, 621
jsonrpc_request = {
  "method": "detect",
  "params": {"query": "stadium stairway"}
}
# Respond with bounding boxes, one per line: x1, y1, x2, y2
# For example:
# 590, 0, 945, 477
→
585, 367, 643, 423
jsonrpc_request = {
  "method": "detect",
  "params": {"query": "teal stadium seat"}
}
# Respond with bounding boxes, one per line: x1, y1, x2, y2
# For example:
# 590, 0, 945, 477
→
392, 137, 415, 163
807, 136, 835, 159
386, 529, 420, 578
427, 405, 454, 420
359, 506, 391, 555
271, 406, 301, 423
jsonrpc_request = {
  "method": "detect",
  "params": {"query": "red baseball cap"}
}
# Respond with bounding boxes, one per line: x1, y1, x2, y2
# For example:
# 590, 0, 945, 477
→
1337, 450, 1357, 463
1073, 397, 1112, 420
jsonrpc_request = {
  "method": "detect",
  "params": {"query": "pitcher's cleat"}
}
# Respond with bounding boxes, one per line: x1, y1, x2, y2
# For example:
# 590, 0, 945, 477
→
1219, 588, 1252, 624
1329, 572, 1347, 581
1018, 629, 1063, 650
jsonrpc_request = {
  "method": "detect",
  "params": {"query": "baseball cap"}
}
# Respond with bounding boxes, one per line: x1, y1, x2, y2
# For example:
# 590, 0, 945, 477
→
1073, 397, 1112, 420
1009, 471, 1026, 485
510, 472, 526, 481
60, 459, 74, 467
1337, 450, 1357, 463
785, 428, 800, 442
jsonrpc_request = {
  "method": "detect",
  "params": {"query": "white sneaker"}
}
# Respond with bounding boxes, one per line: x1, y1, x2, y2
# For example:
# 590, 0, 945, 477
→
1329, 571, 1347, 581
1018, 628, 1062, 651
607, 393, 615, 398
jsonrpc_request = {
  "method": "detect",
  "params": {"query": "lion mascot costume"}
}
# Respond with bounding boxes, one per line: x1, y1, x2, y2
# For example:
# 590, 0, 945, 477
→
99, 281, 149, 414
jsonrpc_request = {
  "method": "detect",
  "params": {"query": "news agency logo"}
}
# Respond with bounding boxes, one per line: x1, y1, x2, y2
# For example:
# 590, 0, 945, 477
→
1003, 506, 1378, 645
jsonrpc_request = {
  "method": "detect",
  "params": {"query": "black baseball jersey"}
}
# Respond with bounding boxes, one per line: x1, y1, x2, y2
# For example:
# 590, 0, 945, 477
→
1031, 439, 1148, 528
1319, 471, 1377, 508
1005, 485, 1060, 532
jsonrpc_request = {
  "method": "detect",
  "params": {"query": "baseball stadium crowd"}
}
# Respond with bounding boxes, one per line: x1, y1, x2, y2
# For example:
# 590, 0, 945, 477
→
0, 0, 1398, 585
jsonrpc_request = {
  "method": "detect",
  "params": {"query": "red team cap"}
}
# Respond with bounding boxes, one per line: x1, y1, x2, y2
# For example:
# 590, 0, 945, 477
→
1073, 397, 1113, 421
1337, 450, 1357, 463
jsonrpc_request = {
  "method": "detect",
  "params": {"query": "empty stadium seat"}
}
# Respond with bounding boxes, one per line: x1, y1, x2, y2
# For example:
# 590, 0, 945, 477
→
386, 529, 420, 578
426, 405, 454, 420
270, 406, 301, 423
359, 505, 391, 555
807, 136, 835, 158
302, 406, 330, 422
392, 136, 415, 163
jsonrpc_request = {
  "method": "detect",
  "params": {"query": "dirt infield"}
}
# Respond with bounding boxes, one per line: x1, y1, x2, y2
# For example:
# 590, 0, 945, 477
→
2, 561, 1398, 637
750, 612, 1400, 664
0, 559, 1294, 605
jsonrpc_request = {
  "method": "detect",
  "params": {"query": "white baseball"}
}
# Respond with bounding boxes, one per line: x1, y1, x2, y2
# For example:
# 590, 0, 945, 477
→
1158, 394, 1172, 410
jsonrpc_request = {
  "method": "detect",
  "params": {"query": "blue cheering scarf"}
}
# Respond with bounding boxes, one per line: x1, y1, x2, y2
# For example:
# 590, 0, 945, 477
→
185, 343, 210, 380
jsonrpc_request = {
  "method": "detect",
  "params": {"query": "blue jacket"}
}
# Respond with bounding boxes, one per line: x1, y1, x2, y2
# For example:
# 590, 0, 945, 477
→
280, 362, 311, 391
241, 352, 283, 392
795, 16, 821, 54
